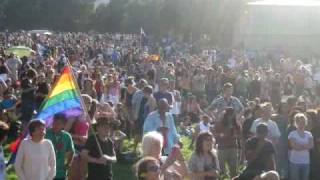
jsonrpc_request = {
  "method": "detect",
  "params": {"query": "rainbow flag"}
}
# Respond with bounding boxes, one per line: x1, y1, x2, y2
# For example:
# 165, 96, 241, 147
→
7, 66, 83, 165
36, 66, 83, 126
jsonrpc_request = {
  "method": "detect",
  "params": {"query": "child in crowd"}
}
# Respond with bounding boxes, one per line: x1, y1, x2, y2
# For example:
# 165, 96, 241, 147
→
179, 115, 193, 137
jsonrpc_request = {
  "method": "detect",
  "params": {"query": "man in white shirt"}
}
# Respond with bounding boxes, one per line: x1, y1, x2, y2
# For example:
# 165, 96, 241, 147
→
250, 102, 281, 144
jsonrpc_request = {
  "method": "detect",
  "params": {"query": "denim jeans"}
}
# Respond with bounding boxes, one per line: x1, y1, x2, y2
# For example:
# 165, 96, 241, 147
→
289, 162, 309, 180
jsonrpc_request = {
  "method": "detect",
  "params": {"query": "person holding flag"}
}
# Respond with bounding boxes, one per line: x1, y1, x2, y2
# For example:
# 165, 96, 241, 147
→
81, 117, 117, 180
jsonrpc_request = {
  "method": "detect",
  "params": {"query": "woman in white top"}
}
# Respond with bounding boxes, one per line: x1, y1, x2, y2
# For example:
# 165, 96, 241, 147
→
15, 119, 56, 180
288, 113, 313, 180
189, 115, 212, 148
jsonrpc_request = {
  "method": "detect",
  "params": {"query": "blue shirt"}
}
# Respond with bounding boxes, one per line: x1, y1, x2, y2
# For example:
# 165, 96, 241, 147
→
143, 111, 179, 155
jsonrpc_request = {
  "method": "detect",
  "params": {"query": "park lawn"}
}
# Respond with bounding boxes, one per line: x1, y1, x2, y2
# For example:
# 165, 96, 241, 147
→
4, 136, 193, 180
5, 136, 237, 180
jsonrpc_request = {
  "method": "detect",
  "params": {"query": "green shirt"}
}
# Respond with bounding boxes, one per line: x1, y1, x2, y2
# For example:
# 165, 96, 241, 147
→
45, 129, 75, 178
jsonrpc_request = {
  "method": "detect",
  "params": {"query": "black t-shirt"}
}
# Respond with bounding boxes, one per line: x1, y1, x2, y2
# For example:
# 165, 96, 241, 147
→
245, 137, 275, 171
153, 91, 173, 104
21, 78, 35, 104
242, 117, 255, 139
249, 80, 261, 98
84, 135, 115, 180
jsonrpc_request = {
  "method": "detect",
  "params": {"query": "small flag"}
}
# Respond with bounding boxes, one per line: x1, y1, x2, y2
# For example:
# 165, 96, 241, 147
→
141, 28, 146, 37
140, 28, 148, 46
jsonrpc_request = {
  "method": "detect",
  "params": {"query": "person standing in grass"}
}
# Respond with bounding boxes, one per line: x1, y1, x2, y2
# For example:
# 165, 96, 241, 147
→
288, 113, 313, 180
15, 119, 56, 180
236, 123, 276, 180
81, 117, 117, 180
45, 113, 75, 180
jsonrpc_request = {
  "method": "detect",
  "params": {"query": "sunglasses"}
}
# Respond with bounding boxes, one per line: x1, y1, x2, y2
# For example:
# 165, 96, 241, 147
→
147, 165, 160, 172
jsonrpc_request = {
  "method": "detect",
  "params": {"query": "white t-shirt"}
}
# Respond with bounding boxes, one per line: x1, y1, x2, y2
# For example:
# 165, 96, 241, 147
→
14, 139, 56, 180
250, 118, 281, 140
199, 121, 211, 133
288, 130, 313, 164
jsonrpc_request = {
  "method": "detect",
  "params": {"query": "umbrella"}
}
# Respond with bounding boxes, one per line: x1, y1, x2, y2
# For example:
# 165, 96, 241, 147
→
5, 46, 35, 57
29, 30, 52, 35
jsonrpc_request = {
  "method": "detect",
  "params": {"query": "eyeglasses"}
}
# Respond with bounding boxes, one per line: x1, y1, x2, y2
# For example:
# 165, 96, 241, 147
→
147, 165, 160, 172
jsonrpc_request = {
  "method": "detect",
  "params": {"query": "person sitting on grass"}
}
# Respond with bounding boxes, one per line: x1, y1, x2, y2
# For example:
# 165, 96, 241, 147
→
0, 121, 9, 180
81, 117, 117, 180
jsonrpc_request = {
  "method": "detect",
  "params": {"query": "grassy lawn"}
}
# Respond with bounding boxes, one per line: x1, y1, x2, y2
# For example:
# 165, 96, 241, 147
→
5, 136, 238, 180
4, 136, 193, 180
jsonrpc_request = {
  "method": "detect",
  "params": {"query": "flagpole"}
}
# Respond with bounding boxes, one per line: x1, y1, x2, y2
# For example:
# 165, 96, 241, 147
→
65, 60, 104, 156
140, 28, 142, 55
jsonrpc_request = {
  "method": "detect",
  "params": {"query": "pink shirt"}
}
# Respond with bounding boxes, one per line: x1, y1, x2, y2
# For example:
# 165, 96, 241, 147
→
74, 120, 89, 136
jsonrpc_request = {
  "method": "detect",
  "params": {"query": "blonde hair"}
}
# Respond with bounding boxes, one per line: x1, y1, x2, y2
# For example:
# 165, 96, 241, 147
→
294, 113, 308, 126
141, 131, 163, 157
260, 102, 273, 110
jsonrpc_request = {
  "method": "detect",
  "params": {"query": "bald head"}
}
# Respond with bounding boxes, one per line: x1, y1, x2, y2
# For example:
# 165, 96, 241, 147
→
158, 98, 169, 113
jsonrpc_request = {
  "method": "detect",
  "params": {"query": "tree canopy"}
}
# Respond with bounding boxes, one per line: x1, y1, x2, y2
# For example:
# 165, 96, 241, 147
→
0, 0, 247, 45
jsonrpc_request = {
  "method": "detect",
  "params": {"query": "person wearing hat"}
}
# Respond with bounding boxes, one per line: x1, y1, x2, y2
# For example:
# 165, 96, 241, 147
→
81, 117, 117, 180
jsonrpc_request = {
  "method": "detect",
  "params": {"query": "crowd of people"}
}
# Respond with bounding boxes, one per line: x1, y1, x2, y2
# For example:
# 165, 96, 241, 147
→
0, 31, 320, 180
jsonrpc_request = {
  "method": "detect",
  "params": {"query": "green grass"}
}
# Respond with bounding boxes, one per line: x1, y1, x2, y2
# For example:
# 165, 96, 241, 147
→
4, 136, 192, 180
4, 136, 240, 180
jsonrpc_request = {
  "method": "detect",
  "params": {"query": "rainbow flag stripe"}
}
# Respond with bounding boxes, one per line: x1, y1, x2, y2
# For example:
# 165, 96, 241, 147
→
36, 66, 83, 126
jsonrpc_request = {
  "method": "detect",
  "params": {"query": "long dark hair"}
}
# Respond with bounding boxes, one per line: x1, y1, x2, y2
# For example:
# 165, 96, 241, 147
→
195, 132, 217, 164
221, 107, 241, 132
